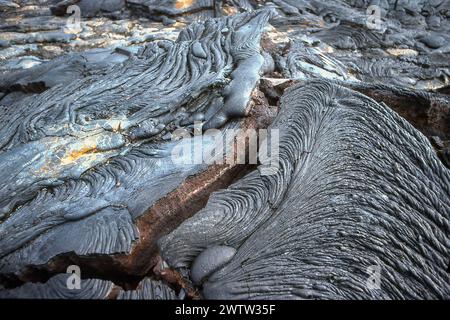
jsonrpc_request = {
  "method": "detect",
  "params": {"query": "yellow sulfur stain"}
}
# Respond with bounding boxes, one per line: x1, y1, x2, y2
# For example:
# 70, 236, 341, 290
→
175, 0, 193, 9
60, 143, 97, 166
33, 137, 105, 178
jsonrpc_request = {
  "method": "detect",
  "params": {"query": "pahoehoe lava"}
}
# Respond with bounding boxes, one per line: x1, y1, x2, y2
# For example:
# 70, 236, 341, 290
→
0, 9, 273, 283
159, 80, 450, 299
0, 0, 449, 300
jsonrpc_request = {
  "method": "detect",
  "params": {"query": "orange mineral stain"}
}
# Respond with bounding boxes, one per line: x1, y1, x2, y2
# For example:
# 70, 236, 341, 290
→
60, 144, 97, 166
175, 0, 193, 9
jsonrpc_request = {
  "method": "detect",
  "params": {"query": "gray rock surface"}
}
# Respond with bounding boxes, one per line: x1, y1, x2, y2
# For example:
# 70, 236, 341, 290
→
117, 277, 177, 299
160, 80, 450, 299
0, 273, 114, 299
0, 0, 449, 300
0, 10, 272, 281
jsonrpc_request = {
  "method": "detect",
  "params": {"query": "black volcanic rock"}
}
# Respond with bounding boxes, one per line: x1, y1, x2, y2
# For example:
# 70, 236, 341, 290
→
0, 273, 115, 299
0, 10, 273, 286
159, 80, 450, 299
117, 277, 177, 299
0, 0, 449, 301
